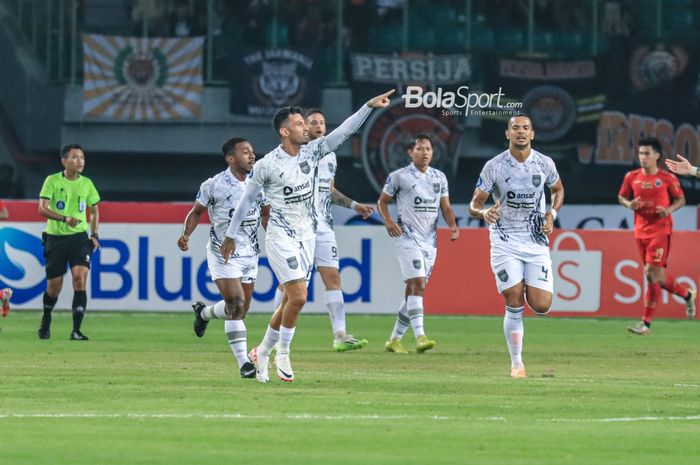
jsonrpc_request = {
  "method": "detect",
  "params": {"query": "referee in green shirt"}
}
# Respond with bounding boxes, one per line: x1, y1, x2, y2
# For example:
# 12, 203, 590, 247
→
38, 144, 101, 340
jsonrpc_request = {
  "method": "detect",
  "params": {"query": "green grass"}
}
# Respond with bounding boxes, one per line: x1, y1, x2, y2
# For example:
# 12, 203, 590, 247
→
1, 311, 699, 465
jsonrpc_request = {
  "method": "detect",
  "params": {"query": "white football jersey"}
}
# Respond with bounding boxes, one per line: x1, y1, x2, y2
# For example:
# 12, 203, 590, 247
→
314, 152, 337, 235
383, 164, 449, 249
250, 137, 331, 241
196, 169, 268, 257
476, 149, 559, 246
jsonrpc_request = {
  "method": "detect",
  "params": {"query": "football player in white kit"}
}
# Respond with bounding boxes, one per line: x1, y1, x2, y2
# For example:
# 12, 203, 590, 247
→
271, 108, 375, 351
469, 115, 564, 378
378, 134, 459, 354
221, 90, 394, 383
177, 138, 270, 378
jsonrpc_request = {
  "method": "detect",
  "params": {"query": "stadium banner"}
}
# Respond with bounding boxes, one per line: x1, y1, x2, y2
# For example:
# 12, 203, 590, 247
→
82, 34, 204, 120
2, 202, 698, 318
350, 52, 474, 195
229, 48, 322, 117
480, 55, 606, 155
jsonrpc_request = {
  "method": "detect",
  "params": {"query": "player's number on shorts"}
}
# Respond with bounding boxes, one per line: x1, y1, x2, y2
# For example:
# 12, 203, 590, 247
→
541, 266, 549, 280
332, 246, 338, 258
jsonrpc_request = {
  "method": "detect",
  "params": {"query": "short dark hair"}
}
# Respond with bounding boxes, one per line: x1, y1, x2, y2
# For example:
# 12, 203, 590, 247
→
272, 106, 303, 133
638, 137, 662, 155
411, 133, 433, 149
304, 108, 325, 119
60, 143, 84, 159
508, 114, 532, 129
221, 137, 250, 157
638, 137, 663, 166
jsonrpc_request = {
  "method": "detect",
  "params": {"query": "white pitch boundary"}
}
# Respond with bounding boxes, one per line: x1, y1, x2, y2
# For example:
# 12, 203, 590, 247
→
1, 413, 699, 423
0, 413, 454, 421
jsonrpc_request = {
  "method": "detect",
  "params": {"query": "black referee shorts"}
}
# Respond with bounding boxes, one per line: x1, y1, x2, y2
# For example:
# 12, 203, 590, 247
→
43, 232, 95, 279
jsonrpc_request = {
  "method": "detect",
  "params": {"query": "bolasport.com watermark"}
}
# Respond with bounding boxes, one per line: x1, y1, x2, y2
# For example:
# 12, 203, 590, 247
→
401, 85, 523, 117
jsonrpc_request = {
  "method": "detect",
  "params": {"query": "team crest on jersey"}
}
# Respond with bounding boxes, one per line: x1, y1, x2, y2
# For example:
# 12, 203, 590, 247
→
497, 269, 509, 282
655, 179, 662, 187
433, 183, 441, 194
532, 174, 541, 187
287, 257, 299, 269
299, 161, 310, 174
413, 259, 422, 269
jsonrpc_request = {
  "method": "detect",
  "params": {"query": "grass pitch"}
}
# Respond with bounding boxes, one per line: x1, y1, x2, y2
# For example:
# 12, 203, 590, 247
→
1, 311, 699, 465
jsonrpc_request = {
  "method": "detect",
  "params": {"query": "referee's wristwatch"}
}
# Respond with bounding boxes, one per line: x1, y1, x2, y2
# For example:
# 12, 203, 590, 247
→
91, 233, 99, 240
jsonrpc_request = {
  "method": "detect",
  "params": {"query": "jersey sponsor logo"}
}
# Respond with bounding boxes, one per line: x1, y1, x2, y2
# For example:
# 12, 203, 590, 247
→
532, 174, 542, 187
283, 180, 313, 204
79, 201, 86, 213
497, 269, 509, 282
287, 256, 298, 269
414, 196, 437, 205
299, 160, 311, 174
56, 201, 66, 210
506, 191, 536, 209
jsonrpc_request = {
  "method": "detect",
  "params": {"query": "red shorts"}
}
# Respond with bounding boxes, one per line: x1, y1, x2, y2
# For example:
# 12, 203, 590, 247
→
636, 235, 671, 267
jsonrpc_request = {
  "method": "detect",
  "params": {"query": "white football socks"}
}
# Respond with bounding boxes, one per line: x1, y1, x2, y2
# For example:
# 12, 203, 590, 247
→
390, 299, 409, 340
278, 325, 296, 355
504, 306, 524, 367
202, 300, 226, 321
258, 325, 280, 357
407, 295, 425, 338
325, 289, 346, 340
224, 319, 249, 368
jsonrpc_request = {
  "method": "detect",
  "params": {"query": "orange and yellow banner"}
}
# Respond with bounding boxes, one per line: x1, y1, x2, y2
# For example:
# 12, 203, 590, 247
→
82, 34, 203, 120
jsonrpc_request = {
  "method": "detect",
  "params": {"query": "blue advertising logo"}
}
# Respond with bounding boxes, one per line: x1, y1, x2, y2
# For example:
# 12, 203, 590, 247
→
0, 227, 46, 304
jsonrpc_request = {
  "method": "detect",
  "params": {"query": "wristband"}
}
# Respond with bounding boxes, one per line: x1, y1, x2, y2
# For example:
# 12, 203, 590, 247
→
62, 216, 67, 223
691, 166, 699, 177
549, 209, 558, 220
350, 201, 358, 209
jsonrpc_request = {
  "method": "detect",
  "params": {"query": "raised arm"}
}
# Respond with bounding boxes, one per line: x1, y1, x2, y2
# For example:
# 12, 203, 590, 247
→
325, 90, 394, 152
665, 154, 699, 178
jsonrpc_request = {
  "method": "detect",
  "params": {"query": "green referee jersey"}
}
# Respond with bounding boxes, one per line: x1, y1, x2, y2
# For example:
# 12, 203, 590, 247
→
39, 172, 101, 235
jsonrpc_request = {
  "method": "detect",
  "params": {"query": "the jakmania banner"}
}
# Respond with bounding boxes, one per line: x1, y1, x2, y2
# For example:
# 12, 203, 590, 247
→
82, 34, 204, 120
229, 48, 322, 117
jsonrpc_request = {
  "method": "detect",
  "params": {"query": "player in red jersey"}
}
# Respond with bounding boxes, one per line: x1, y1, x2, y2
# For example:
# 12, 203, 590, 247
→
618, 137, 697, 335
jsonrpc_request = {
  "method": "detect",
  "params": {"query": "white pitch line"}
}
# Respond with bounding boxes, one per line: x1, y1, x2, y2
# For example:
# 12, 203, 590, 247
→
547, 415, 700, 423
3, 413, 699, 423
0, 413, 455, 421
